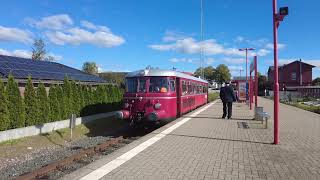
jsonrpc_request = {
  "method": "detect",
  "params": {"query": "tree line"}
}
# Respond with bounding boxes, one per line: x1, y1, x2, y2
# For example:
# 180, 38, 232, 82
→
194, 64, 231, 84
0, 75, 123, 131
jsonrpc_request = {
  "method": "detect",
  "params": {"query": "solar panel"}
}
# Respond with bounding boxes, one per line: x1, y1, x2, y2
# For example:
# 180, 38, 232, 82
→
0, 55, 105, 83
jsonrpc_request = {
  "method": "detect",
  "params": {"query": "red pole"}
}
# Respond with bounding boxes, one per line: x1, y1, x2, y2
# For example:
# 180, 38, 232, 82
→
246, 49, 248, 81
273, 0, 280, 144
246, 49, 248, 104
254, 56, 258, 107
249, 72, 252, 110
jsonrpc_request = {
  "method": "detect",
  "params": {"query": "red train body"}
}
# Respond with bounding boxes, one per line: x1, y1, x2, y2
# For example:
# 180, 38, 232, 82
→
116, 69, 208, 125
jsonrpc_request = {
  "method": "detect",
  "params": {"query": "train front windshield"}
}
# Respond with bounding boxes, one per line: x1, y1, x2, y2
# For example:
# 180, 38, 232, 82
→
126, 78, 146, 93
125, 77, 170, 93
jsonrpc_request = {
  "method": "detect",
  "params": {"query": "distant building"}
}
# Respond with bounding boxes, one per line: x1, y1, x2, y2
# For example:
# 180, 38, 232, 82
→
267, 59, 315, 90
0, 55, 107, 94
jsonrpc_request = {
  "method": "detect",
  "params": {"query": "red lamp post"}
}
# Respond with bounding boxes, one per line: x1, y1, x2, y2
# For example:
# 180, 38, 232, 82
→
272, 0, 288, 145
239, 48, 255, 102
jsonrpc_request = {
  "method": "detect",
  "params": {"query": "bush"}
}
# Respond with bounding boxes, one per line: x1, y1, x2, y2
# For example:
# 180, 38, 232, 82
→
6, 74, 25, 128
1, 74, 124, 131
24, 77, 38, 126
0, 79, 9, 131
49, 85, 61, 122
37, 83, 50, 124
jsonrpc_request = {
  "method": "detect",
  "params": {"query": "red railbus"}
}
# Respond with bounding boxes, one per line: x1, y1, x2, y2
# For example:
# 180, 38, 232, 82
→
116, 69, 208, 125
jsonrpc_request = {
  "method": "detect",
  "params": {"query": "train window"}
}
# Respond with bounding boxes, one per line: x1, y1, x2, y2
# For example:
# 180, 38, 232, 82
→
138, 79, 146, 92
149, 77, 169, 93
203, 85, 207, 93
199, 85, 203, 94
170, 80, 176, 92
187, 81, 192, 94
126, 78, 146, 93
182, 81, 187, 95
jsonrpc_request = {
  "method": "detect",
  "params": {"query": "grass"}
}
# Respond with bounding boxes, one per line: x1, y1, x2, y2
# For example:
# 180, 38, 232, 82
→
264, 96, 320, 114
208, 92, 219, 102
0, 116, 127, 159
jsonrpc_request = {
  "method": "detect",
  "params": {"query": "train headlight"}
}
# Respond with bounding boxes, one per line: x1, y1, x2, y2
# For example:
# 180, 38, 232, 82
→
154, 103, 161, 110
124, 103, 129, 108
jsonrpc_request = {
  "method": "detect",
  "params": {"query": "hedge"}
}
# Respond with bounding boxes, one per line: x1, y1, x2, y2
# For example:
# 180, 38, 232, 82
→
0, 75, 123, 131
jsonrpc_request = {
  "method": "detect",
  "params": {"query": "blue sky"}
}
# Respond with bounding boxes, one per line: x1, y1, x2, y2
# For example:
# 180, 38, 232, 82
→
0, 0, 319, 79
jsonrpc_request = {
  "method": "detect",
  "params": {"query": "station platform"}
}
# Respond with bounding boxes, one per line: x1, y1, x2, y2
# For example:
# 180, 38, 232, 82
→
62, 98, 320, 180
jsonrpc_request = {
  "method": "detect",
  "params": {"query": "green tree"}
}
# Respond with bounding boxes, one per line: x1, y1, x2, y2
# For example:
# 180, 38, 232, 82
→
215, 64, 231, 84
0, 79, 9, 131
70, 81, 80, 116
82, 62, 98, 75
6, 74, 25, 128
49, 85, 61, 122
62, 77, 72, 118
24, 77, 38, 126
194, 66, 216, 81
78, 85, 85, 112
37, 83, 50, 124
312, 77, 320, 86
56, 85, 66, 119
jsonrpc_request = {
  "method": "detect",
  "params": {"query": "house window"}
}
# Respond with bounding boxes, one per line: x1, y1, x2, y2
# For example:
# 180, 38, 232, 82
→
291, 72, 296, 80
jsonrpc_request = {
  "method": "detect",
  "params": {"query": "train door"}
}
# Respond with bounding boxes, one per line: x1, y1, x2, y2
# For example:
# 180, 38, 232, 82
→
176, 77, 181, 117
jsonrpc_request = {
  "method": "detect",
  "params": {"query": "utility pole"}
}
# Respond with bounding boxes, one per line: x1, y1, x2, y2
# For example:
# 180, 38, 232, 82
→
239, 48, 255, 102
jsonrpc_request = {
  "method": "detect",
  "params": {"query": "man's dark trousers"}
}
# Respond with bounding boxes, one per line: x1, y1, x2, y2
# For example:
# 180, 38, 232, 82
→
222, 102, 232, 119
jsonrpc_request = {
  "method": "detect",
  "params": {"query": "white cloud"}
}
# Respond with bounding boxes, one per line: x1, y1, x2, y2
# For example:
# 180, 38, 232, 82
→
0, 26, 33, 44
205, 58, 214, 65
255, 49, 271, 56
0, 48, 62, 61
27, 14, 73, 30
223, 58, 246, 64
162, 30, 188, 42
150, 37, 243, 56
46, 27, 125, 48
265, 43, 286, 49
81, 20, 110, 32
169, 57, 194, 63
234, 36, 244, 43
0, 49, 32, 58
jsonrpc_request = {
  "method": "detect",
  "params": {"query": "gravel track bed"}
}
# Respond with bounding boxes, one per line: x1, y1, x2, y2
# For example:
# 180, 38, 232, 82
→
0, 136, 114, 180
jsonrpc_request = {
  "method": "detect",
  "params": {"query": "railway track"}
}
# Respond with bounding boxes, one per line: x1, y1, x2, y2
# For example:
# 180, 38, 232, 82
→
13, 125, 159, 180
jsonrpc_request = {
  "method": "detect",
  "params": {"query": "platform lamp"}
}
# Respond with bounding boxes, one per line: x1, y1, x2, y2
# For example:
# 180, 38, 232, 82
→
272, 1, 288, 145
239, 48, 255, 101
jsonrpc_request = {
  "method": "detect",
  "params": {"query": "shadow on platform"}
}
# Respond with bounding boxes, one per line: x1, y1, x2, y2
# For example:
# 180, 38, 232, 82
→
166, 133, 272, 145
182, 116, 255, 121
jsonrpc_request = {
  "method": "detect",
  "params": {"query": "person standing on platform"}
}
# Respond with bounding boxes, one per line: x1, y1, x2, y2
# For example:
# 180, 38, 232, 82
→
219, 81, 236, 119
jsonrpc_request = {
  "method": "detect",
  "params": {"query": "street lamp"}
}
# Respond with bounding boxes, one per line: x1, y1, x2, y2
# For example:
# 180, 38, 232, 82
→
239, 48, 255, 101
272, 0, 288, 145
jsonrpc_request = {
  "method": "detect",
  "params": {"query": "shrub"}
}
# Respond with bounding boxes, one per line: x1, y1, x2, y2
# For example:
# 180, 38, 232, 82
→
37, 83, 50, 124
6, 74, 25, 128
49, 85, 61, 121
70, 81, 80, 116
0, 79, 9, 131
24, 77, 39, 126
62, 77, 72, 118
56, 85, 66, 119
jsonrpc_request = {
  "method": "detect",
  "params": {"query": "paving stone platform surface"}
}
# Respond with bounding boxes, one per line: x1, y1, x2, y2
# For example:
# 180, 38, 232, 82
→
63, 98, 320, 180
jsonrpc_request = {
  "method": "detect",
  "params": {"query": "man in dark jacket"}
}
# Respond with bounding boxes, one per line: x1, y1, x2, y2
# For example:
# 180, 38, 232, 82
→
219, 81, 236, 119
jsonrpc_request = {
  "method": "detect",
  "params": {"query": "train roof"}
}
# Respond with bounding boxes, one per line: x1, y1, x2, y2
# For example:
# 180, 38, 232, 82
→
126, 69, 208, 83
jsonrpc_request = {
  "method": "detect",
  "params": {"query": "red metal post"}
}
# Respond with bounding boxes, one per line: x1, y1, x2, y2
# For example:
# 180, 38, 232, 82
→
273, 0, 280, 144
254, 56, 258, 107
246, 49, 248, 81
249, 72, 252, 110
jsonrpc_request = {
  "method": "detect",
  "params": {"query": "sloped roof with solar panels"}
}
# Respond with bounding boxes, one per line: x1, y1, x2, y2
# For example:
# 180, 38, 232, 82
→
0, 55, 106, 83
